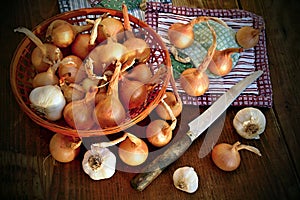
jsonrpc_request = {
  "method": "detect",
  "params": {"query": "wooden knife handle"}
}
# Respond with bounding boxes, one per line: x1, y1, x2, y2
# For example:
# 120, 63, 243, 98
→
130, 132, 194, 191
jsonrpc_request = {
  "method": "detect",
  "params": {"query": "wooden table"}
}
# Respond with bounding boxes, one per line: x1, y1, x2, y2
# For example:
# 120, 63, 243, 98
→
1, 0, 299, 199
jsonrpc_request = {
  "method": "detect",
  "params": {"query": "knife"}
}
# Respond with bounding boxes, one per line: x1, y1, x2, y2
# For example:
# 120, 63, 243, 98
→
130, 70, 263, 191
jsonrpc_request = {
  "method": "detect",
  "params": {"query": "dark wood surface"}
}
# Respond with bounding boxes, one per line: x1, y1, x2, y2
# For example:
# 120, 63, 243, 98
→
1, 0, 300, 199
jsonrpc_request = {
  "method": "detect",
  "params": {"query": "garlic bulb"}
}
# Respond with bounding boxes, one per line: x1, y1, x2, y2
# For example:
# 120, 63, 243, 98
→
82, 145, 116, 180
233, 107, 266, 139
29, 85, 66, 121
173, 166, 199, 193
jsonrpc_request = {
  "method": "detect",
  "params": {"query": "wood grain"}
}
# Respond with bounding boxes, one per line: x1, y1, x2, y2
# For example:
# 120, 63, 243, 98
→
1, 0, 299, 199
240, 0, 300, 174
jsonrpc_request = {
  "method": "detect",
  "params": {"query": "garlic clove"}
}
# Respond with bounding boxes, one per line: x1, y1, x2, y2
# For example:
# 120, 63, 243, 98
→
173, 166, 199, 193
82, 146, 116, 180
233, 107, 266, 139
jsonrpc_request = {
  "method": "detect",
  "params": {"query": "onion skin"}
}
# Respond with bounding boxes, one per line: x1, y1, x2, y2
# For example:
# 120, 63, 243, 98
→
31, 43, 63, 73
179, 21, 217, 97
180, 68, 210, 97
14, 27, 63, 73
94, 63, 126, 129
96, 17, 125, 43
155, 91, 182, 120
63, 87, 97, 130
58, 55, 87, 83
94, 94, 126, 128
124, 63, 153, 84
32, 66, 59, 88
212, 141, 262, 171
208, 47, 243, 76
88, 40, 128, 75
49, 133, 81, 163
71, 33, 95, 60
146, 119, 172, 147
60, 80, 86, 103
46, 19, 92, 48
123, 36, 151, 63
118, 137, 148, 166
236, 26, 261, 49
212, 143, 241, 171
121, 4, 151, 64
119, 77, 148, 110
168, 22, 194, 49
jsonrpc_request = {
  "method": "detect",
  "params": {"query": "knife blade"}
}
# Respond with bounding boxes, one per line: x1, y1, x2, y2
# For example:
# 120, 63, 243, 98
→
130, 70, 263, 191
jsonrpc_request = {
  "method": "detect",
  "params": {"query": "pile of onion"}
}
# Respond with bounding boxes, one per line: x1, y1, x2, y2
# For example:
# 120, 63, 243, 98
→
15, 7, 172, 171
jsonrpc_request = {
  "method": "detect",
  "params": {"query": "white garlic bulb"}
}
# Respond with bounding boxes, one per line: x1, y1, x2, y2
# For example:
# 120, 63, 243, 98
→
233, 107, 266, 139
82, 146, 116, 180
29, 85, 66, 121
173, 166, 199, 193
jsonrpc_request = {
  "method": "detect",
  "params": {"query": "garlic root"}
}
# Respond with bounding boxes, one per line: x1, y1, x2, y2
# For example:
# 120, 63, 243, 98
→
173, 166, 199, 193
233, 107, 266, 139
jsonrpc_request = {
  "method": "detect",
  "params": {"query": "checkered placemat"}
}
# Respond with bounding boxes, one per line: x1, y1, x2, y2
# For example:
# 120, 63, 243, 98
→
145, 2, 273, 107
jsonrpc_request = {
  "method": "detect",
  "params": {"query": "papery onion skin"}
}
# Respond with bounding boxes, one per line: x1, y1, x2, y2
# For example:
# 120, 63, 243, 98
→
168, 22, 194, 49
118, 137, 149, 166
180, 68, 210, 97
47, 20, 76, 48
124, 63, 153, 84
155, 91, 182, 120
60, 81, 86, 103
211, 143, 241, 171
208, 47, 243, 77
119, 78, 148, 110
71, 33, 95, 60
236, 26, 261, 49
58, 55, 86, 83
32, 68, 59, 88
31, 43, 63, 73
88, 41, 128, 75
63, 87, 97, 130
46, 19, 92, 48
49, 133, 81, 163
94, 95, 126, 128
94, 63, 126, 129
96, 17, 125, 43
123, 37, 151, 63
146, 119, 172, 147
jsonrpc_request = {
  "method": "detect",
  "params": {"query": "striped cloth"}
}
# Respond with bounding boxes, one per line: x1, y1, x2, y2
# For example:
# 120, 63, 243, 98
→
56, 1, 272, 107
146, 2, 273, 107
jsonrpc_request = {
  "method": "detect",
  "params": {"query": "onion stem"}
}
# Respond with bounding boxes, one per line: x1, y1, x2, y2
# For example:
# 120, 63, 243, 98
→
237, 143, 262, 156
93, 132, 141, 148
89, 17, 102, 45
161, 95, 177, 130
84, 57, 108, 81
14, 27, 47, 56
193, 16, 229, 29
